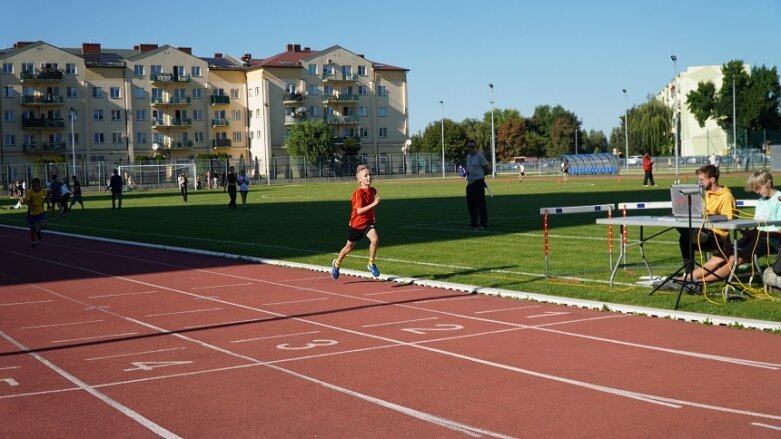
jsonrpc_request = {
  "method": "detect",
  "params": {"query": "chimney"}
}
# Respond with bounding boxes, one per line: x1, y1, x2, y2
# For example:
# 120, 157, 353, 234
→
294, 44, 301, 52
241, 53, 252, 64
214, 53, 223, 59
14, 41, 34, 49
178, 47, 192, 55
81, 43, 101, 55
286, 43, 294, 52
135, 44, 158, 53
304, 47, 311, 51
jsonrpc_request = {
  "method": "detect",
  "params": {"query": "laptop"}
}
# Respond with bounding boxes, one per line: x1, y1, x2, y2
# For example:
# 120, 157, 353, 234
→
658, 184, 728, 222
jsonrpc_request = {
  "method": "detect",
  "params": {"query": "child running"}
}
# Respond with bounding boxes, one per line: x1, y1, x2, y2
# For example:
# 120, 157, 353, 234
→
22, 177, 47, 248
331, 164, 381, 279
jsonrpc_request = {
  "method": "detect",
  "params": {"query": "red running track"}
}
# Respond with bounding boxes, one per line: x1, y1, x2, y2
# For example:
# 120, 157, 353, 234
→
0, 227, 780, 438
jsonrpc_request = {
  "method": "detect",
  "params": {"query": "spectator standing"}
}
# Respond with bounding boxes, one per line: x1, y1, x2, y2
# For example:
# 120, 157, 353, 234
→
237, 169, 250, 209
464, 139, 490, 230
48, 174, 63, 216
69, 176, 84, 210
642, 153, 657, 187
226, 166, 238, 209
59, 181, 70, 216
178, 173, 189, 203
107, 169, 124, 209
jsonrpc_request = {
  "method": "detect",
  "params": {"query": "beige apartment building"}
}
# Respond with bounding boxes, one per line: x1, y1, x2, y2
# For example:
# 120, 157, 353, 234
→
0, 41, 409, 178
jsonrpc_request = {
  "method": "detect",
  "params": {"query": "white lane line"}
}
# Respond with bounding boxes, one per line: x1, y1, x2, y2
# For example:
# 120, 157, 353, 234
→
474, 305, 542, 314
182, 317, 271, 330
145, 307, 222, 317
231, 331, 321, 344
278, 276, 331, 282
413, 295, 480, 304
752, 422, 781, 431
190, 283, 253, 290
0, 300, 54, 307
362, 317, 439, 328
0, 330, 182, 438
21, 319, 104, 329
52, 332, 140, 344
527, 311, 571, 319
88, 291, 156, 299
262, 298, 328, 306
364, 287, 428, 296
85, 347, 187, 361
0, 366, 20, 371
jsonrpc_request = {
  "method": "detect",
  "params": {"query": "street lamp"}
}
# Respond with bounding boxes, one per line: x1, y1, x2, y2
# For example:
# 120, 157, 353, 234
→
439, 100, 445, 178
402, 139, 411, 175
671, 55, 680, 176
622, 89, 629, 173
732, 76, 737, 155
489, 83, 496, 178
69, 107, 76, 177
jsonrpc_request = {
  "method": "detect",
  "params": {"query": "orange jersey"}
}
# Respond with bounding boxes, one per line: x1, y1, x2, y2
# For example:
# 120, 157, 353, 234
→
349, 187, 377, 229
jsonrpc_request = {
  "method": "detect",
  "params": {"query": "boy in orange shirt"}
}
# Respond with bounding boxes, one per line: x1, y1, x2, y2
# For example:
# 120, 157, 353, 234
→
331, 165, 381, 279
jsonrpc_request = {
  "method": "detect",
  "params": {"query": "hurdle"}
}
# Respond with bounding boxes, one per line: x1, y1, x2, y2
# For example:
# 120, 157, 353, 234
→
540, 204, 614, 278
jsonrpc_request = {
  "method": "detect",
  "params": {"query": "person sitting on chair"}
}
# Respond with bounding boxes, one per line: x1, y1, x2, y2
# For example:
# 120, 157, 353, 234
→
674, 169, 780, 284
656, 164, 736, 291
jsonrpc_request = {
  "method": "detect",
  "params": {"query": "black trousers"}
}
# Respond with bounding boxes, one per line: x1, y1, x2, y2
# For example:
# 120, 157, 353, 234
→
466, 179, 488, 228
677, 228, 724, 274
643, 170, 656, 186
227, 185, 237, 209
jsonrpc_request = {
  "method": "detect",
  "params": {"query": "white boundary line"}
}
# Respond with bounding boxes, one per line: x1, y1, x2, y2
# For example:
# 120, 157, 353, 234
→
2, 224, 777, 332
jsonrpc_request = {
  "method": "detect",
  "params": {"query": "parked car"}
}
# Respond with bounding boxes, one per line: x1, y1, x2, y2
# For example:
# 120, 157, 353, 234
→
626, 155, 643, 166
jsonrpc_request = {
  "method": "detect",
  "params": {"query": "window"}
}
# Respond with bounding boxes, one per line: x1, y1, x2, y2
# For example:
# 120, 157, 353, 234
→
151, 88, 163, 101
285, 84, 296, 94
360, 127, 369, 138
324, 85, 334, 96
22, 86, 33, 97
68, 110, 77, 121
94, 133, 105, 144
67, 87, 78, 98
3, 87, 13, 98
309, 106, 321, 117
308, 64, 317, 75
4, 134, 15, 145
307, 84, 318, 96
231, 88, 240, 99
110, 87, 121, 99
232, 110, 241, 121
65, 63, 77, 74
112, 132, 123, 144
377, 85, 387, 96
135, 109, 146, 121
342, 65, 352, 76
111, 110, 122, 121
136, 132, 147, 144
378, 106, 388, 117
379, 128, 387, 138
358, 106, 368, 117
358, 85, 368, 96
133, 86, 145, 99
194, 131, 204, 142
255, 87, 260, 95
92, 87, 103, 98
193, 109, 203, 121
134, 65, 145, 76
21, 63, 33, 74
3, 110, 14, 122
174, 65, 184, 76
93, 109, 104, 121
233, 132, 242, 142
173, 88, 186, 99
151, 65, 162, 75
358, 65, 367, 76
191, 66, 201, 77
192, 88, 203, 99
2, 63, 12, 74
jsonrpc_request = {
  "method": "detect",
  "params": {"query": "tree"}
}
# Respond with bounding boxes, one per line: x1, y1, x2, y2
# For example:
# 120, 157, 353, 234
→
496, 115, 526, 160
285, 121, 335, 162
415, 119, 468, 162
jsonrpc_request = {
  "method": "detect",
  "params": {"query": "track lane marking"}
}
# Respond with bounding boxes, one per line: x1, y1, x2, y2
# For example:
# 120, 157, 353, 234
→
145, 307, 222, 317
21, 320, 104, 329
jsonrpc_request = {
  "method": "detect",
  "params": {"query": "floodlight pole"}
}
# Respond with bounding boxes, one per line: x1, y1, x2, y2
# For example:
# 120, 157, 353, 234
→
732, 77, 737, 155
671, 55, 679, 176
489, 83, 496, 178
69, 107, 76, 177
439, 100, 445, 178
622, 89, 629, 173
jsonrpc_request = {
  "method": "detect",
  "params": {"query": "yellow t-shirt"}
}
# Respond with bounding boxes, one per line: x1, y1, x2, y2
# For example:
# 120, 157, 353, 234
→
705, 186, 736, 238
23, 188, 46, 216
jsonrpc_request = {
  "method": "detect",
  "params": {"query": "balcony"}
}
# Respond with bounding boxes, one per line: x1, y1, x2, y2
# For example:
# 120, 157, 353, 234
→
22, 117, 65, 129
20, 68, 64, 83
324, 115, 359, 125
322, 94, 359, 104
150, 73, 191, 83
211, 118, 230, 127
151, 96, 192, 106
283, 92, 306, 105
322, 73, 359, 83
284, 114, 308, 125
151, 118, 192, 128
212, 138, 232, 149
21, 95, 64, 106
167, 140, 194, 149
210, 95, 231, 105
23, 142, 66, 153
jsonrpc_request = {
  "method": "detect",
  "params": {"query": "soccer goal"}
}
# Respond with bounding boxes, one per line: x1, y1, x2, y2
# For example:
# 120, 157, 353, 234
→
116, 162, 197, 190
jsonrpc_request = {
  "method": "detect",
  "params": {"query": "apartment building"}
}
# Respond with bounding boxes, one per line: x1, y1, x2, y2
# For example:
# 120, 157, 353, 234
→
0, 41, 409, 178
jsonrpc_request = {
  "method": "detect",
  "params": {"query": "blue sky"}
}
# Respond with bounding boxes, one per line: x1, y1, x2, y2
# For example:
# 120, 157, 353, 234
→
5, 0, 780, 137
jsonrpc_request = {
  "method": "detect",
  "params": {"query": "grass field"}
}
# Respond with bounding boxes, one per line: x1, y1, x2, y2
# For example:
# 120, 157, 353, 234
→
3, 171, 780, 324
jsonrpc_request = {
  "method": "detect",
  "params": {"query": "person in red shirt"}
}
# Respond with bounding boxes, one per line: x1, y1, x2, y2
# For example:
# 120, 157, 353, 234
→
642, 152, 657, 187
331, 165, 381, 279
